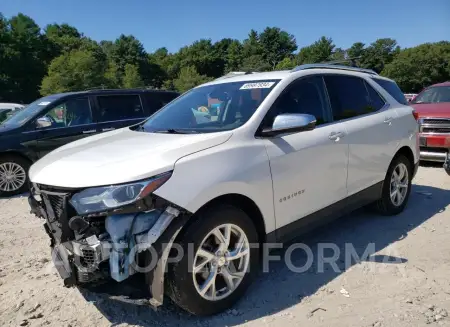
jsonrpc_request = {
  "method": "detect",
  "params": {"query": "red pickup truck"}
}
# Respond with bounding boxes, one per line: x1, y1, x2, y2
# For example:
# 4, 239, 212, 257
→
410, 81, 450, 162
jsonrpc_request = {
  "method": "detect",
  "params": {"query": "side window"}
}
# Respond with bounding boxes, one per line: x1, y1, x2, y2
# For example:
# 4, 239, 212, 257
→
372, 78, 408, 105
324, 75, 377, 121
263, 76, 329, 128
97, 95, 143, 122
145, 93, 178, 115
365, 81, 386, 111
42, 97, 92, 128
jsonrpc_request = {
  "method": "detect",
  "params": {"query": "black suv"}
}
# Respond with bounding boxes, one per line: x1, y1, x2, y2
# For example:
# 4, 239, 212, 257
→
0, 89, 179, 197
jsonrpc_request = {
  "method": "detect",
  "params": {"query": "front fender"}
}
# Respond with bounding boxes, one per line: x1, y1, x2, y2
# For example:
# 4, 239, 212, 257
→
154, 141, 276, 234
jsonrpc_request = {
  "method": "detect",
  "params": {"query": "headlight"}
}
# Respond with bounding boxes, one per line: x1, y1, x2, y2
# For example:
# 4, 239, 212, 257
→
70, 172, 172, 214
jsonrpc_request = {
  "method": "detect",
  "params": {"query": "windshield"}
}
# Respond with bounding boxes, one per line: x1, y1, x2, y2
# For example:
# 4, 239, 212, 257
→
1, 95, 62, 127
412, 86, 450, 104
141, 80, 280, 133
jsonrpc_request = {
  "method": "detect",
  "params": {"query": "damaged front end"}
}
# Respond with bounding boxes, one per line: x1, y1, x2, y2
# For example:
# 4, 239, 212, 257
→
28, 172, 190, 307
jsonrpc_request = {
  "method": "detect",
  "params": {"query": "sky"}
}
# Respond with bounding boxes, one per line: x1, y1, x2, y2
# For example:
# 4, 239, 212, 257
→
1, 0, 449, 53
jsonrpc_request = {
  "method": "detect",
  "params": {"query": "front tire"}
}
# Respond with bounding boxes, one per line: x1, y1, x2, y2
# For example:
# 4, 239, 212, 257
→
0, 155, 30, 197
166, 205, 260, 316
375, 155, 412, 215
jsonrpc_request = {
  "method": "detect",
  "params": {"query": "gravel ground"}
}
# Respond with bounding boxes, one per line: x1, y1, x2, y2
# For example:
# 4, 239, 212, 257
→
1, 166, 450, 327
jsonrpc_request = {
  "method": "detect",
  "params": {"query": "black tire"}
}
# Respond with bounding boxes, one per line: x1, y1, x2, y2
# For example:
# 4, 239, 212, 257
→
166, 205, 260, 316
0, 155, 31, 198
375, 155, 412, 215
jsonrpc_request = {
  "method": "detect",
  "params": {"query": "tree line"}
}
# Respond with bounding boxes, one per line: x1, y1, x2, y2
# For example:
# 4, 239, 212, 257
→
1, 12, 449, 104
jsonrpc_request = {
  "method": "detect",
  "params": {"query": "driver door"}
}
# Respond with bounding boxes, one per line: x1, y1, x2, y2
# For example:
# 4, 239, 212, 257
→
262, 76, 349, 238
34, 96, 98, 158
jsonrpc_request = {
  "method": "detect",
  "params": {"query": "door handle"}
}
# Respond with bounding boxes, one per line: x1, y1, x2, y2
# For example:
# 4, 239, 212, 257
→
328, 131, 345, 141
384, 117, 393, 124
102, 128, 115, 132
82, 129, 96, 134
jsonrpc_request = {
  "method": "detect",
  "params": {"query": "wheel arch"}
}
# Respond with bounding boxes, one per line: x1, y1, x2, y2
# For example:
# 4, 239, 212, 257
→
0, 151, 34, 164
394, 146, 415, 170
191, 193, 267, 244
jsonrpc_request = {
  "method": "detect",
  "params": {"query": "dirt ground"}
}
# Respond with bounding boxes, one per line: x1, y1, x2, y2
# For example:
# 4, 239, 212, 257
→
1, 166, 450, 327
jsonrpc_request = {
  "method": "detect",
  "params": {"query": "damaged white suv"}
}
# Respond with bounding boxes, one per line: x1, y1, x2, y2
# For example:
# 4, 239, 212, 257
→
28, 64, 419, 316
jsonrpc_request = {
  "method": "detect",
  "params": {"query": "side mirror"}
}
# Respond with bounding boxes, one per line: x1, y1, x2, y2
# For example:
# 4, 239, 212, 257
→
260, 113, 316, 137
36, 116, 52, 129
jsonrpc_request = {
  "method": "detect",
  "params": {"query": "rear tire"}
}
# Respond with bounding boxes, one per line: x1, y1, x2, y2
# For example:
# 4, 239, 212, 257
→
375, 155, 412, 215
166, 205, 260, 316
0, 155, 31, 198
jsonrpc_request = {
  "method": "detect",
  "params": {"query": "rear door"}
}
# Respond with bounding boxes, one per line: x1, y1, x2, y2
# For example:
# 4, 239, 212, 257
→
94, 94, 147, 132
323, 74, 398, 195
35, 96, 98, 158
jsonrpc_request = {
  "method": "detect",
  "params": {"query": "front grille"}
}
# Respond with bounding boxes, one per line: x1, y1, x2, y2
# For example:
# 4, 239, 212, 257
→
46, 194, 65, 218
422, 128, 450, 133
421, 118, 450, 134
423, 118, 450, 125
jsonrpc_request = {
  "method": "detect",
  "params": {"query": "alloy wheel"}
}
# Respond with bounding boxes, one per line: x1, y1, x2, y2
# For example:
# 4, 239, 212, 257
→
192, 223, 250, 301
390, 162, 409, 207
0, 162, 26, 192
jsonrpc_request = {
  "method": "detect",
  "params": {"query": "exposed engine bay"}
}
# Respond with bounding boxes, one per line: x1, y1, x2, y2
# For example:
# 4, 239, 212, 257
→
28, 182, 190, 307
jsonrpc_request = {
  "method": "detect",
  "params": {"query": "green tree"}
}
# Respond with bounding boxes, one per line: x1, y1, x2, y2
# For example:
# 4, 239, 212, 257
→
347, 42, 366, 59
259, 27, 297, 69
45, 23, 82, 55
225, 40, 243, 72
41, 50, 107, 95
275, 57, 296, 70
122, 64, 144, 88
382, 42, 450, 92
242, 29, 262, 58
177, 39, 222, 77
104, 60, 121, 88
297, 36, 335, 64
173, 66, 212, 93
361, 38, 400, 73
240, 55, 271, 72
1, 13, 49, 102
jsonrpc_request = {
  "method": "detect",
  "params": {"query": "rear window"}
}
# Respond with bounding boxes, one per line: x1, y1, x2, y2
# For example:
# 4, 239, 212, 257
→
372, 78, 408, 105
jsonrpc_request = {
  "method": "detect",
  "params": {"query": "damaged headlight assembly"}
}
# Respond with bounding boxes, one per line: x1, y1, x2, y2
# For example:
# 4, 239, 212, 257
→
70, 171, 173, 214
66, 171, 184, 285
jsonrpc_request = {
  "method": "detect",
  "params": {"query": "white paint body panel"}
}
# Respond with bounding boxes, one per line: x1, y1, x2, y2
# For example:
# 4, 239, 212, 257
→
263, 124, 348, 229
29, 128, 232, 188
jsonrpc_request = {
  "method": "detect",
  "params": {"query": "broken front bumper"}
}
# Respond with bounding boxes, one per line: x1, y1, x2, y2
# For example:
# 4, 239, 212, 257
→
28, 186, 190, 307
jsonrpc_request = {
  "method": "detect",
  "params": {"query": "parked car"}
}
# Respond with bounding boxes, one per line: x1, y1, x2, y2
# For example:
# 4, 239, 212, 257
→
0, 89, 179, 197
410, 81, 450, 162
0, 103, 25, 123
27, 65, 418, 316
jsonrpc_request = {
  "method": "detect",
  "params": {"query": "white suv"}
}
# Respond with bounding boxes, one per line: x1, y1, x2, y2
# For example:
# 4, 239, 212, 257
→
28, 64, 419, 316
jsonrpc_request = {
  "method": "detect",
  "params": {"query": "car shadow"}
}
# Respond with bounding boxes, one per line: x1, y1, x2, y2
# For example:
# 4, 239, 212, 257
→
0, 192, 29, 200
80, 183, 449, 326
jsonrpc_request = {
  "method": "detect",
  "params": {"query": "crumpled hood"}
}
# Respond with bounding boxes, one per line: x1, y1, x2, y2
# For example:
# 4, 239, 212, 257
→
29, 128, 232, 188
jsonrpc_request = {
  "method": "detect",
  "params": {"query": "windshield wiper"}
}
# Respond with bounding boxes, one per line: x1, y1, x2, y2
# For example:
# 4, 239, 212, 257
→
153, 129, 197, 134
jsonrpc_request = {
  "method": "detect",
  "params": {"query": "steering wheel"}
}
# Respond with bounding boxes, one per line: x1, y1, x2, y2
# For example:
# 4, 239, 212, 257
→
44, 114, 57, 125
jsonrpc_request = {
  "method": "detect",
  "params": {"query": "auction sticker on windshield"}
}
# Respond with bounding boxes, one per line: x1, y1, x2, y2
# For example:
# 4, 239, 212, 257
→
240, 82, 275, 90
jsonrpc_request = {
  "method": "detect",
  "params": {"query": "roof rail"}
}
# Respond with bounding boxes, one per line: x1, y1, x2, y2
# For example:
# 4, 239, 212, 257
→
214, 71, 256, 81
291, 64, 378, 75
